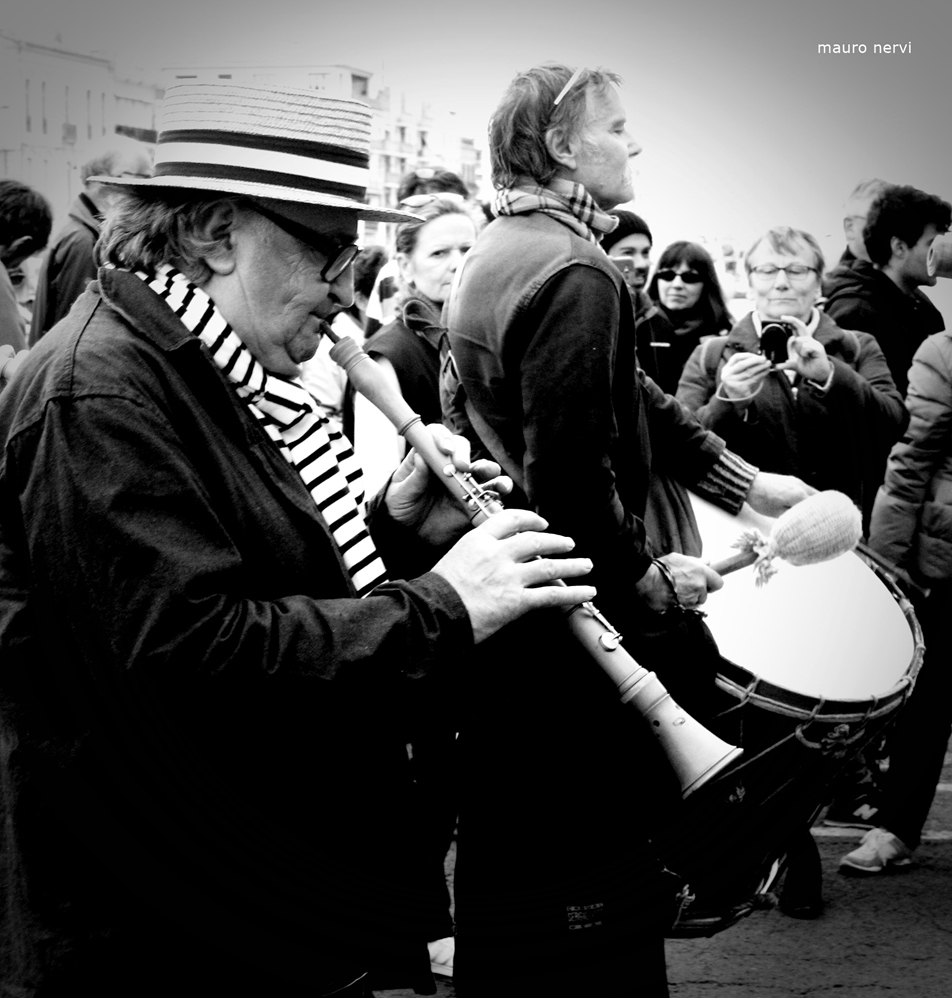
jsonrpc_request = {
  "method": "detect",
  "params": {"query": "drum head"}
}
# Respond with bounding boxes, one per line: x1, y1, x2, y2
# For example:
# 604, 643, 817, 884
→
690, 493, 915, 702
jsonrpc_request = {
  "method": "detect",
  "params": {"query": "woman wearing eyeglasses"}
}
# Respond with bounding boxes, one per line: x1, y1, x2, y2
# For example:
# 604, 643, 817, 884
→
676, 225, 905, 533
642, 241, 732, 393
675, 225, 907, 922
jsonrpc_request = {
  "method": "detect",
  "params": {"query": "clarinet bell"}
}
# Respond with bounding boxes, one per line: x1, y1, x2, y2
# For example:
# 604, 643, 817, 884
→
617, 669, 742, 797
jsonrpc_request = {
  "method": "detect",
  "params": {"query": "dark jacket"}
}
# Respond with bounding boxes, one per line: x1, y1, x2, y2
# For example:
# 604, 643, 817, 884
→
823, 258, 945, 395
29, 192, 101, 344
365, 296, 444, 425
0, 269, 470, 995
448, 211, 740, 608
675, 311, 907, 528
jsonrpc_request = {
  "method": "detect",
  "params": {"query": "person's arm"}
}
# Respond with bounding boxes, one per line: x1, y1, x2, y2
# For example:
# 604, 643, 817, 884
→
869, 338, 952, 568
518, 266, 652, 577
12, 392, 474, 683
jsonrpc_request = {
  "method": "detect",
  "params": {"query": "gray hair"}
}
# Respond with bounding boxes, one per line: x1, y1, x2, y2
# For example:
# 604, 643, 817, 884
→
98, 189, 255, 284
489, 63, 622, 189
745, 226, 826, 276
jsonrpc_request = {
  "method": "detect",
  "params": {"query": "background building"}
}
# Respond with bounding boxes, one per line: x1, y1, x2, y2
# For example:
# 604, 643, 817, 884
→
0, 31, 160, 225
1, 28, 484, 252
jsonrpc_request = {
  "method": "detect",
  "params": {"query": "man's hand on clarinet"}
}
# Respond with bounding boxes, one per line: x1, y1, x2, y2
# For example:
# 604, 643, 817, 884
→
635, 552, 723, 613
431, 509, 596, 644
385, 422, 511, 547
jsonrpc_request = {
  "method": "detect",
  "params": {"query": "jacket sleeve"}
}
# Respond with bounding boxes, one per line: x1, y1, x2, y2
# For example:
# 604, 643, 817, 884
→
825, 331, 907, 439
517, 265, 655, 579
675, 339, 747, 433
869, 336, 952, 571
7, 391, 472, 685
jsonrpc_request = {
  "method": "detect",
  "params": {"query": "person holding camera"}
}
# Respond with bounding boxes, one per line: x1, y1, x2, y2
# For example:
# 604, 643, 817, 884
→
676, 225, 906, 531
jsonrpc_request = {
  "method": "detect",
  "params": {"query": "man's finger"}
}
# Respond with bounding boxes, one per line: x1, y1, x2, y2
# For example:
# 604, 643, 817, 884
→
474, 508, 550, 539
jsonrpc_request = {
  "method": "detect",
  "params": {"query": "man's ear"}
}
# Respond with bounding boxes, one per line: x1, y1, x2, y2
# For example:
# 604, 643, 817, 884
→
889, 234, 909, 261
199, 202, 241, 276
544, 125, 580, 171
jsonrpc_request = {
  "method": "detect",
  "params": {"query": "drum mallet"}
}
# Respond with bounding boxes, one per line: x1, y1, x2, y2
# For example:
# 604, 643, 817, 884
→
711, 490, 863, 586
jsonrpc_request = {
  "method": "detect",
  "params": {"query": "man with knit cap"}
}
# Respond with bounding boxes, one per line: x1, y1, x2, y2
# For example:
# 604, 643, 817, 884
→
602, 208, 683, 390
0, 82, 594, 998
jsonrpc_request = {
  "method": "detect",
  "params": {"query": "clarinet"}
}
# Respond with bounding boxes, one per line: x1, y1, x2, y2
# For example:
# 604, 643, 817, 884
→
326, 328, 742, 796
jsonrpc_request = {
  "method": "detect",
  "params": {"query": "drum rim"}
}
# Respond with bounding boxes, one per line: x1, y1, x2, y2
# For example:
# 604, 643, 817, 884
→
713, 555, 925, 722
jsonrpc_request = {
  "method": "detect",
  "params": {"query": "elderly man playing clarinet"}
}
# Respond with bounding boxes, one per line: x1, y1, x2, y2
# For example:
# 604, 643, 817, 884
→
445, 63, 813, 997
0, 82, 596, 998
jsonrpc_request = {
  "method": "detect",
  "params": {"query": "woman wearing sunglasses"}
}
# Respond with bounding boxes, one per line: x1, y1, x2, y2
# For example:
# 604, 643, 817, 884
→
643, 241, 732, 392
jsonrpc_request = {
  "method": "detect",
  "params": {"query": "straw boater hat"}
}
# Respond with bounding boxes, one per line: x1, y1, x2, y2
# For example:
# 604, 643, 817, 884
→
90, 81, 419, 225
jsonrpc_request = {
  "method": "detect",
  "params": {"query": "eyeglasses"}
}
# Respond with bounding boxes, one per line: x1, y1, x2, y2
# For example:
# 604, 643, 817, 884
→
399, 192, 467, 208
656, 269, 703, 284
749, 264, 818, 282
250, 203, 359, 283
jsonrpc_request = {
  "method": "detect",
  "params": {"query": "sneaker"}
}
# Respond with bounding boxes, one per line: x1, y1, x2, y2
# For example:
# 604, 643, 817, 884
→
839, 828, 913, 875
823, 794, 882, 829
428, 936, 454, 977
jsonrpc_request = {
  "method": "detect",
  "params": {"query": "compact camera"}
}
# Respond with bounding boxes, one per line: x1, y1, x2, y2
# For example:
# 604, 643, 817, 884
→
759, 322, 795, 365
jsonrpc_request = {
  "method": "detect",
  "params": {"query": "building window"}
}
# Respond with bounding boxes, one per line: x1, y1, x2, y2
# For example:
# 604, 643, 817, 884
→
41, 81, 47, 134
87, 90, 92, 138
218, 74, 232, 79
398, 125, 406, 143
25, 79, 31, 132
175, 74, 198, 79
351, 75, 369, 99
101, 92, 106, 135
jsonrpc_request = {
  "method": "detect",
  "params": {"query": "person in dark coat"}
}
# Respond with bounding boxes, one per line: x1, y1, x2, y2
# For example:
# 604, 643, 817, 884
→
644, 240, 732, 393
29, 139, 152, 344
823, 184, 951, 395
0, 81, 594, 998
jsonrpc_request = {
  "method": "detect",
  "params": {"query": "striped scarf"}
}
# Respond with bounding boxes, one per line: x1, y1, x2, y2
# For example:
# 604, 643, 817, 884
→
137, 265, 388, 597
492, 183, 619, 243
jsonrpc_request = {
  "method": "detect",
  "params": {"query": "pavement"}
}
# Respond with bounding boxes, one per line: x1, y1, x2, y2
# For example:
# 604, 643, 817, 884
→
377, 746, 952, 997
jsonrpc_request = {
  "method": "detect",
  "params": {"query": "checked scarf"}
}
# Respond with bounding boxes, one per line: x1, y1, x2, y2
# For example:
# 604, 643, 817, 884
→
137, 265, 388, 597
492, 182, 619, 243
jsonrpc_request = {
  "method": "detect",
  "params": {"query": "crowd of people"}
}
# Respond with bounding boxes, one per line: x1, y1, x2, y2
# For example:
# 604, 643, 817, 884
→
0, 63, 949, 998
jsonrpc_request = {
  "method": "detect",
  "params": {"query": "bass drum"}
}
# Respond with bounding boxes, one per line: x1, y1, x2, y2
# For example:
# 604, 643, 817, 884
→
660, 494, 924, 938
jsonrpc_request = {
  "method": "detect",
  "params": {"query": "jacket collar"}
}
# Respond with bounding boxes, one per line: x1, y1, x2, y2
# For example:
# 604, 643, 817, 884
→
97, 267, 206, 356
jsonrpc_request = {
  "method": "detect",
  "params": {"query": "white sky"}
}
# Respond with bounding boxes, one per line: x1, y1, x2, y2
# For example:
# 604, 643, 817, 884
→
5, 0, 951, 311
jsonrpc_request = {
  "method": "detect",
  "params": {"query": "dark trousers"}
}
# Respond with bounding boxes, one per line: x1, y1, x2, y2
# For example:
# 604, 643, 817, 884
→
877, 582, 952, 849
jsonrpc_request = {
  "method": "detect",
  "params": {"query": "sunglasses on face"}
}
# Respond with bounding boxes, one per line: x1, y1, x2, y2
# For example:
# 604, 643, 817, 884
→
250, 203, 359, 283
656, 269, 703, 284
